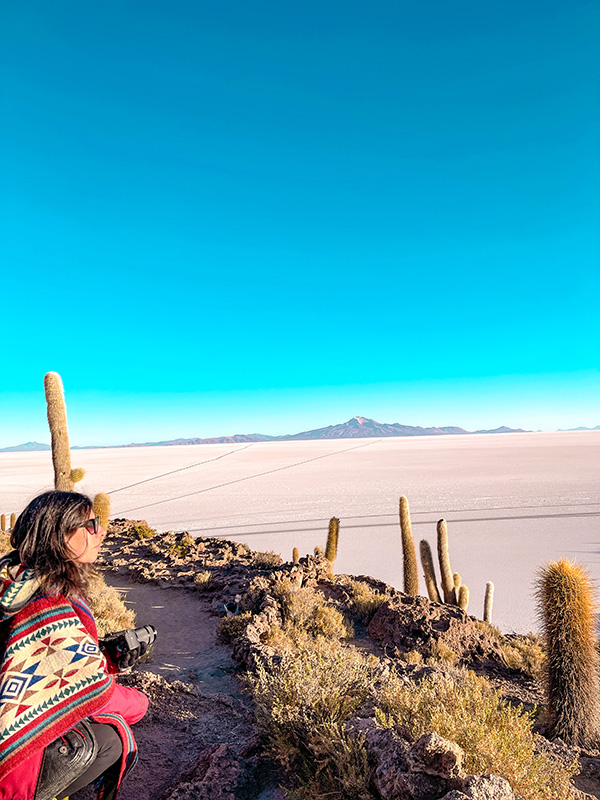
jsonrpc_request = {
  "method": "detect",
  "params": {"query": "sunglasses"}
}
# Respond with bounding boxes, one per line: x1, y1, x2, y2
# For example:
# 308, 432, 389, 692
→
81, 516, 102, 536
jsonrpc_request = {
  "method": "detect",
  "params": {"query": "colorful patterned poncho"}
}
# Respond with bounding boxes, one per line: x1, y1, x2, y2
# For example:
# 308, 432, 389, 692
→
0, 557, 137, 797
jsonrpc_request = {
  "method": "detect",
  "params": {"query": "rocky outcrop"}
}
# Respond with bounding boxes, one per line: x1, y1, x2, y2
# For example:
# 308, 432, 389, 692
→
368, 594, 507, 668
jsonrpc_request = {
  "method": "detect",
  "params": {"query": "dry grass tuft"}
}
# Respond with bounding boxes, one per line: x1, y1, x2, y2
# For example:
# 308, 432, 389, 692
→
217, 612, 252, 644
272, 578, 353, 643
87, 571, 136, 637
349, 580, 387, 625
501, 633, 545, 680
193, 570, 212, 591
252, 550, 283, 569
124, 523, 157, 540
375, 669, 577, 800
0, 531, 12, 556
246, 640, 377, 799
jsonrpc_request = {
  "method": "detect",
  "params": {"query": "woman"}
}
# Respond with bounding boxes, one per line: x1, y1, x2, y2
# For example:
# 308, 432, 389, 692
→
0, 491, 148, 800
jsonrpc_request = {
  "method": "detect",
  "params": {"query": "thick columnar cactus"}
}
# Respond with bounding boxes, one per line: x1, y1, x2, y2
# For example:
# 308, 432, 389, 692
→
484, 581, 494, 624
93, 493, 111, 529
0, 515, 5, 532
44, 372, 74, 491
458, 584, 470, 612
536, 559, 600, 746
292, 547, 300, 565
399, 496, 418, 596
436, 519, 456, 604
419, 540, 441, 603
325, 517, 340, 563
9, 513, 16, 529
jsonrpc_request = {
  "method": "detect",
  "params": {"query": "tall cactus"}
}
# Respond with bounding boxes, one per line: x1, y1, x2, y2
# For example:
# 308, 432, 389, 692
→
93, 493, 111, 529
419, 540, 441, 602
44, 372, 73, 491
436, 519, 456, 604
484, 581, 494, 624
536, 559, 600, 746
399, 495, 418, 596
0, 515, 5, 532
325, 517, 340, 563
292, 546, 300, 565
9, 512, 16, 529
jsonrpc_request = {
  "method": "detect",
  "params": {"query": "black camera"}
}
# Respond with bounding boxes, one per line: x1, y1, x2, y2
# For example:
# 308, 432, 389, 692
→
100, 624, 157, 672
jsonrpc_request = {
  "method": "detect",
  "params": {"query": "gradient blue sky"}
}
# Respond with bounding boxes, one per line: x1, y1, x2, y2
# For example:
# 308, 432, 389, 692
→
1, 1, 598, 447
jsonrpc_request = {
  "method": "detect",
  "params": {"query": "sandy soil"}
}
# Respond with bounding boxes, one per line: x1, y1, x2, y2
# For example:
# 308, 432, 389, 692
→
1, 431, 598, 632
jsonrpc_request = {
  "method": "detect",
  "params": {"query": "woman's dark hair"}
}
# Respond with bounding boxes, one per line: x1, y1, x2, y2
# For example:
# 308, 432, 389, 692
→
10, 490, 94, 598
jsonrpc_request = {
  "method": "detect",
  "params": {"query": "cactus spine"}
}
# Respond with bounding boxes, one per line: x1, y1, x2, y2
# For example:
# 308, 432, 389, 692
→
93, 493, 111, 530
419, 540, 441, 603
484, 581, 494, 624
399, 495, 418, 596
436, 519, 456, 604
325, 517, 340, 563
292, 546, 300, 565
457, 584, 469, 612
536, 559, 600, 746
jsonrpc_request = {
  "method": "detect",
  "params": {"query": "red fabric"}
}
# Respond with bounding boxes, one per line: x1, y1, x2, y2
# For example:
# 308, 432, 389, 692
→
98, 683, 149, 725
0, 748, 43, 800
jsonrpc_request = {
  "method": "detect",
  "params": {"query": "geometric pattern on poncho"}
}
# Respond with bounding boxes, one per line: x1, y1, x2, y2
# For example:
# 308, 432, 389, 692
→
0, 593, 114, 781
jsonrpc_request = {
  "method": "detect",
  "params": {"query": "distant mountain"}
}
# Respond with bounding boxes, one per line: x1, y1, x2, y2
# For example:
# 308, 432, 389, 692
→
559, 425, 600, 431
278, 416, 473, 440
121, 417, 529, 447
0, 418, 533, 452
122, 433, 276, 447
0, 441, 51, 453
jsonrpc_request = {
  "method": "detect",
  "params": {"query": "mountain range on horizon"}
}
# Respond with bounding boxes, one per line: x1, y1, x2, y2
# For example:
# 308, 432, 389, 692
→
0, 415, 553, 452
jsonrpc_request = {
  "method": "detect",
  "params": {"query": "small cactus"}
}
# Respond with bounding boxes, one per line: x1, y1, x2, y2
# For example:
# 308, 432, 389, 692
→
484, 581, 494, 623
93, 493, 111, 530
0, 515, 5, 532
44, 372, 73, 491
9, 513, 16, 529
314, 545, 323, 556
419, 540, 441, 603
536, 559, 600, 746
325, 517, 340, 563
292, 546, 300, 564
437, 519, 456, 604
70, 467, 85, 484
457, 584, 469, 612
399, 495, 418, 596
453, 573, 462, 596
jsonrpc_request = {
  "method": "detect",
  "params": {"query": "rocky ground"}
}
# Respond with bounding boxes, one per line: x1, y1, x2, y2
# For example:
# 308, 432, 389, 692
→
80, 521, 600, 800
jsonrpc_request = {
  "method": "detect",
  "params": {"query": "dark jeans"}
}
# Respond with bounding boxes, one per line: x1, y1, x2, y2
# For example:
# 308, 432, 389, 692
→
58, 722, 122, 798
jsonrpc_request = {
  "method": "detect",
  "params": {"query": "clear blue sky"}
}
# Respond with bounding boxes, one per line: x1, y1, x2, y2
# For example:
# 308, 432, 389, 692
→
1, 1, 598, 446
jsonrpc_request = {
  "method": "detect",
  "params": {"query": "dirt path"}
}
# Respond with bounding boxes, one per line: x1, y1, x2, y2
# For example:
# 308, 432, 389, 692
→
75, 574, 285, 800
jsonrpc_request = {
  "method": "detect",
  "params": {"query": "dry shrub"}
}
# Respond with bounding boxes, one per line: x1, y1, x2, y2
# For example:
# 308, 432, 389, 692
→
349, 581, 387, 625
0, 531, 11, 556
375, 670, 577, 800
193, 570, 212, 591
402, 650, 423, 665
88, 571, 136, 637
426, 640, 458, 666
273, 578, 353, 642
501, 633, 545, 680
167, 532, 195, 559
217, 612, 252, 644
125, 523, 157, 540
245, 640, 377, 799
252, 550, 283, 569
